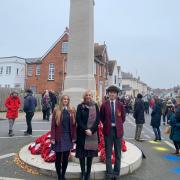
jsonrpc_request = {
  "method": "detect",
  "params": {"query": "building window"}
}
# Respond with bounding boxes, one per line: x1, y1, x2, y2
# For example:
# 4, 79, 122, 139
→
114, 75, 117, 84
16, 68, 19, 75
94, 62, 97, 75
0, 67, 3, 75
61, 42, 68, 53
6, 66, 11, 75
5, 84, 10, 88
36, 65, 40, 76
27, 66, 33, 76
14, 83, 21, 88
48, 63, 55, 80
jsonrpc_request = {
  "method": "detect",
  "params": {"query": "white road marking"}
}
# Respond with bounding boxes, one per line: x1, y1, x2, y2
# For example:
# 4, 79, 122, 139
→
0, 135, 40, 139
164, 141, 176, 150
0, 153, 16, 160
0, 177, 25, 180
19, 130, 49, 132
144, 134, 151, 139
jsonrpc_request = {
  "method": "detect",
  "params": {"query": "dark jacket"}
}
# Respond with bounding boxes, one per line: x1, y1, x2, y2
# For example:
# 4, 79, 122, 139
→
49, 92, 57, 107
169, 113, 180, 142
151, 103, 161, 127
100, 100, 125, 138
23, 93, 37, 113
76, 103, 100, 148
51, 108, 76, 142
41, 95, 51, 111
133, 98, 145, 124
175, 104, 180, 121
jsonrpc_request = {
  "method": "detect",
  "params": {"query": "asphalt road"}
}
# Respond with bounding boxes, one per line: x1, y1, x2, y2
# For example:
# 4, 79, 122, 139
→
0, 112, 180, 180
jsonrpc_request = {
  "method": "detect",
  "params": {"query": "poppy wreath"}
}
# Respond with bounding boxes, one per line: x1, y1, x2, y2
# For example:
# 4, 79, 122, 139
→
28, 123, 127, 163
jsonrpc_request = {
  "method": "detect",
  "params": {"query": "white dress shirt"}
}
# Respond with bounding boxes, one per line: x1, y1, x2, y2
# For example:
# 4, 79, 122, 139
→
110, 99, 116, 126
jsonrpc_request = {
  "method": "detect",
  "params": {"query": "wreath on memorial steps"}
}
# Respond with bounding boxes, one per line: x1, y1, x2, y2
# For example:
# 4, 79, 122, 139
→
28, 123, 127, 163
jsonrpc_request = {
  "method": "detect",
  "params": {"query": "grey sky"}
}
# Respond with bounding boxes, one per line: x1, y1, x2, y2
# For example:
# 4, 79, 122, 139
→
0, 0, 180, 89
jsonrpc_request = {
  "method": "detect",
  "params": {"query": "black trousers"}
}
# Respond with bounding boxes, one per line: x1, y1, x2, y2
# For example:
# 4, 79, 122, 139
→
42, 108, 50, 120
26, 112, 34, 134
79, 157, 93, 176
55, 151, 70, 179
104, 127, 122, 179
173, 141, 180, 151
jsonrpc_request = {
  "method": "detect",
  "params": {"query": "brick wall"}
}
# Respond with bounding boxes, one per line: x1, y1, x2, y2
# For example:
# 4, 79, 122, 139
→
26, 34, 68, 94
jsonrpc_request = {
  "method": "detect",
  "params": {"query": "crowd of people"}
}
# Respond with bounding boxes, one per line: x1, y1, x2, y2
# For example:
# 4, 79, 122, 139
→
3, 86, 180, 180
132, 94, 180, 156
4, 86, 125, 180
4, 89, 57, 136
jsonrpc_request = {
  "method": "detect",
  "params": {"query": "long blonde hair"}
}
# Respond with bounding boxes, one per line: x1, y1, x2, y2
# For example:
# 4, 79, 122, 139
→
54, 95, 75, 126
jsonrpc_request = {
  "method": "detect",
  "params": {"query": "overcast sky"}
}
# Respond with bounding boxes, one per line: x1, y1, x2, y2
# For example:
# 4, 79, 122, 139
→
0, 0, 180, 89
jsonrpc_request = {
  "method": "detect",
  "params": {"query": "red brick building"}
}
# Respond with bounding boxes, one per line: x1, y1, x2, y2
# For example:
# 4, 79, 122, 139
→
25, 28, 109, 99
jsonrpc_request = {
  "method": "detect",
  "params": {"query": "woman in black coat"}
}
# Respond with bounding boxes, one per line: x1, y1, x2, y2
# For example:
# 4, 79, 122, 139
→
151, 98, 162, 141
76, 90, 100, 180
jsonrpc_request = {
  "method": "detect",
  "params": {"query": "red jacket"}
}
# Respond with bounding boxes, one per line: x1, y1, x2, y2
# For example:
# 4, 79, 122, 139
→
51, 108, 76, 142
5, 96, 21, 119
100, 100, 125, 138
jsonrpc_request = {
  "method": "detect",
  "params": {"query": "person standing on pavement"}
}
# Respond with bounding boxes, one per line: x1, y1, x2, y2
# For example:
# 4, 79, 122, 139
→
23, 89, 37, 136
133, 93, 145, 141
49, 90, 57, 113
4, 91, 21, 137
169, 96, 180, 155
100, 85, 125, 180
76, 90, 100, 180
41, 90, 51, 121
162, 99, 167, 125
51, 95, 76, 180
150, 97, 162, 141
144, 100, 150, 114
165, 100, 174, 124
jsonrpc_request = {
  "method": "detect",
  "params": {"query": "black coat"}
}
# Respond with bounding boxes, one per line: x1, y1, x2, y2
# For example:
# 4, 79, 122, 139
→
133, 98, 145, 124
151, 103, 162, 127
76, 103, 100, 150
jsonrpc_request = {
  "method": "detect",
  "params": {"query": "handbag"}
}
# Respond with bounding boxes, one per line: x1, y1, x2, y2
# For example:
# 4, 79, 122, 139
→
164, 126, 171, 134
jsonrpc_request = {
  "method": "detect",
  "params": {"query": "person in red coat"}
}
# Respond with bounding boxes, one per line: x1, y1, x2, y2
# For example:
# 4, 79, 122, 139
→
51, 95, 76, 180
100, 85, 125, 180
4, 91, 21, 136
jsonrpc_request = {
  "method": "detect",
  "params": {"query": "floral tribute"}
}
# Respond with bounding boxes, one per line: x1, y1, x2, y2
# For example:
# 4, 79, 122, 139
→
28, 123, 127, 163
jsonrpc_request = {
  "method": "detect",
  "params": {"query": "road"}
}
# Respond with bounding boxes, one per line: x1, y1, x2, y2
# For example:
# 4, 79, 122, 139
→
0, 112, 179, 180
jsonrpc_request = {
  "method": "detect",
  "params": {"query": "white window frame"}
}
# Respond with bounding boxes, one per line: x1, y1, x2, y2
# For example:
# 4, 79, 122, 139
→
27, 66, 33, 76
61, 42, 68, 53
6, 66, 11, 75
36, 64, 40, 76
48, 63, 55, 80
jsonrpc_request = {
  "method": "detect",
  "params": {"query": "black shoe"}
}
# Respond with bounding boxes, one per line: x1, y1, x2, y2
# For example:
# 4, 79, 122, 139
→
24, 131, 32, 136
9, 130, 14, 137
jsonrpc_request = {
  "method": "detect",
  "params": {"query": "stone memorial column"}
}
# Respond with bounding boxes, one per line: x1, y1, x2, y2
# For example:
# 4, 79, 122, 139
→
64, 0, 96, 106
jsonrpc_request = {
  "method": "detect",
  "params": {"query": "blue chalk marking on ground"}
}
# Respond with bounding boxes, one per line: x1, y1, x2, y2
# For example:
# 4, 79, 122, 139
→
164, 155, 180, 161
171, 167, 180, 174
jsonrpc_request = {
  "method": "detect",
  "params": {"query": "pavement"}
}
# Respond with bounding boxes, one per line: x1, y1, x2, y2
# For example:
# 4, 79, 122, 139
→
19, 141, 142, 179
0, 112, 180, 180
